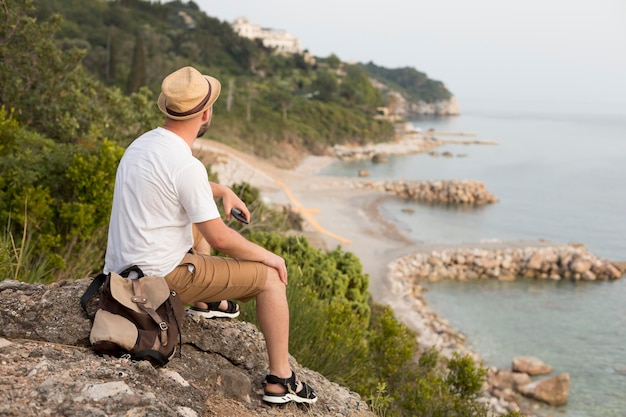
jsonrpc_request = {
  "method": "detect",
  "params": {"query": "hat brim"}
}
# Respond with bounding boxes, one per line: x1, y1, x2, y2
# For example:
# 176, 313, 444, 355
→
157, 75, 221, 121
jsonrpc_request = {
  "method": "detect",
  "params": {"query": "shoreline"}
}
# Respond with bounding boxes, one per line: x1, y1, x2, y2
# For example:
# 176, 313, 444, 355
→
196, 140, 497, 343
194, 138, 621, 415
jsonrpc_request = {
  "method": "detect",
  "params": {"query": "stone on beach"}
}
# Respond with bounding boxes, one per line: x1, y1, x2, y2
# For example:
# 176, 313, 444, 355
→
488, 369, 532, 391
517, 373, 570, 406
512, 356, 553, 376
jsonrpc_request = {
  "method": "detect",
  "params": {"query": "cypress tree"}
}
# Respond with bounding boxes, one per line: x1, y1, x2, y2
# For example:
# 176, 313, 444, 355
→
126, 34, 146, 93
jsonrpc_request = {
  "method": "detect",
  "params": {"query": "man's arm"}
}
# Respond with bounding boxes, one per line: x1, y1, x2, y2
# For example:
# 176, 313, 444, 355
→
209, 182, 250, 222
194, 218, 287, 284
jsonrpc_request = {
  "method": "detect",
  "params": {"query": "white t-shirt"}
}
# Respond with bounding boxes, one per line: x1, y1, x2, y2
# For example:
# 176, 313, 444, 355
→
104, 127, 220, 276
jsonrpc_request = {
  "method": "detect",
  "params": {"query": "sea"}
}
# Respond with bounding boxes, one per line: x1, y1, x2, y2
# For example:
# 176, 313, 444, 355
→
319, 98, 626, 417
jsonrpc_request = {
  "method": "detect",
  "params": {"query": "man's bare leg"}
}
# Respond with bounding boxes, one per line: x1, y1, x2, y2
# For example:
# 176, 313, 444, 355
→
255, 267, 293, 394
256, 269, 315, 399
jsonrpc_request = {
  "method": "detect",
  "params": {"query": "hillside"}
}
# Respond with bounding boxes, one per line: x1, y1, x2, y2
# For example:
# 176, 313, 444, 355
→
31, 0, 457, 159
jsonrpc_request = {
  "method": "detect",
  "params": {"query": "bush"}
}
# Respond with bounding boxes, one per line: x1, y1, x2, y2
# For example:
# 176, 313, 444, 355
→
0, 109, 125, 279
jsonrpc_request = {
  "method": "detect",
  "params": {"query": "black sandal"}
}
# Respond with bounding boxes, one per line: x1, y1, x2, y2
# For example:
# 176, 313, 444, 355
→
262, 371, 317, 404
186, 300, 240, 319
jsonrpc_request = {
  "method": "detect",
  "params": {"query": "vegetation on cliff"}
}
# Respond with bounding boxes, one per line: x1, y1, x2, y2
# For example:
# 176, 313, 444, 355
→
361, 62, 453, 103
0, 1, 518, 416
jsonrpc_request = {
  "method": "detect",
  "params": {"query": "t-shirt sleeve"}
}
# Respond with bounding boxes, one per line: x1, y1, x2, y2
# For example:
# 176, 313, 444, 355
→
175, 160, 221, 223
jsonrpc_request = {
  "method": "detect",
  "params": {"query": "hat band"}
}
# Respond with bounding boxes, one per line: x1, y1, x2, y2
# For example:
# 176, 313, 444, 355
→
165, 79, 212, 118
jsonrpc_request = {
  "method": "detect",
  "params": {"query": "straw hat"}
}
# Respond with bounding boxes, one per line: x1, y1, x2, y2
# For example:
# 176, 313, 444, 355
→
157, 66, 221, 121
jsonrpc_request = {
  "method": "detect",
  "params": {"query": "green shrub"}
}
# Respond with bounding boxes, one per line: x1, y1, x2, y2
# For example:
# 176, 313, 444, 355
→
0, 109, 125, 279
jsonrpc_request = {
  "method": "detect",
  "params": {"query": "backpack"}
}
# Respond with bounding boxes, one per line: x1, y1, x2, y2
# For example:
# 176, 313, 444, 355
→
81, 265, 185, 367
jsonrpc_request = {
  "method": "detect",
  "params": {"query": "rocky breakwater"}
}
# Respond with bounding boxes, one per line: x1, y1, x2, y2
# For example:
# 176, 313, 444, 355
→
333, 136, 442, 162
387, 243, 622, 415
357, 179, 498, 205
391, 243, 623, 282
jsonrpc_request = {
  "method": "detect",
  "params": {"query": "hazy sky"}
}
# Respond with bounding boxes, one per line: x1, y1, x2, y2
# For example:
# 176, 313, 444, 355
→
195, 0, 626, 110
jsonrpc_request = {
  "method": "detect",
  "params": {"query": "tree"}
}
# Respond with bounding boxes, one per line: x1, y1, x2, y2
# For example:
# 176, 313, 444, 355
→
126, 33, 147, 93
311, 71, 338, 102
340, 65, 383, 110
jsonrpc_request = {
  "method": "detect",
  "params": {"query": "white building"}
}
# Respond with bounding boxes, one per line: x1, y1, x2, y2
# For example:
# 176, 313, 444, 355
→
231, 17, 301, 54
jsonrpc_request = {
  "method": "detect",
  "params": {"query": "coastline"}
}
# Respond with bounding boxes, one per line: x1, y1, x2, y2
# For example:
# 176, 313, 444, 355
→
194, 139, 511, 360
193, 139, 435, 322
194, 137, 614, 415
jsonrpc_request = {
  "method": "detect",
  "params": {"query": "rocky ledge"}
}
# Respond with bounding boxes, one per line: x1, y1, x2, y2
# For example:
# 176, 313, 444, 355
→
0, 279, 373, 417
390, 243, 623, 282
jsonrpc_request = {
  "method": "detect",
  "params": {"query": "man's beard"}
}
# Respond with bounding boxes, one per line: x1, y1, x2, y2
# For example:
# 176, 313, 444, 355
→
196, 121, 210, 138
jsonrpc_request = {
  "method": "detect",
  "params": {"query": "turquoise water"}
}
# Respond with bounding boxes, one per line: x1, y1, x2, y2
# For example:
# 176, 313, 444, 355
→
319, 100, 626, 416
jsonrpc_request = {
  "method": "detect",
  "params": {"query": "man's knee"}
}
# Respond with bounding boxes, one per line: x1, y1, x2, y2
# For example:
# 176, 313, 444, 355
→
264, 267, 285, 291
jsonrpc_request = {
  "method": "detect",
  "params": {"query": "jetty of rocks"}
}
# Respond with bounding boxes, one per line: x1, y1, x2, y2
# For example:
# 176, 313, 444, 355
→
356, 179, 498, 205
390, 243, 623, 283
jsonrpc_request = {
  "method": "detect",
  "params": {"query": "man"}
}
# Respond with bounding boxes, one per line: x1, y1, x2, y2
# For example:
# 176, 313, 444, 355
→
103, 66, 317, 404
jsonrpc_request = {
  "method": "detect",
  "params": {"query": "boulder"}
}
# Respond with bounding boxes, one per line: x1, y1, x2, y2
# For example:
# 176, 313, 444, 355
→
488, 369, 531, 390
371, 154, 388, 163
517, 373, 570, 406
512, 356, 553, 375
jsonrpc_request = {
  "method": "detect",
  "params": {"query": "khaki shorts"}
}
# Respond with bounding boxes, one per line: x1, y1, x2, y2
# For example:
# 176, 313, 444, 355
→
165, 251, 268, 305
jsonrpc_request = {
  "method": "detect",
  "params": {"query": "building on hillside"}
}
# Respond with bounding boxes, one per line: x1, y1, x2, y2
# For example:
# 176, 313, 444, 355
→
231, 17, 301, 54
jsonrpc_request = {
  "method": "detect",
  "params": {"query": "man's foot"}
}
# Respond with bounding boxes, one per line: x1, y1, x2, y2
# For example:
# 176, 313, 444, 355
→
263, 371, 317, 404
186, 300, 240, 319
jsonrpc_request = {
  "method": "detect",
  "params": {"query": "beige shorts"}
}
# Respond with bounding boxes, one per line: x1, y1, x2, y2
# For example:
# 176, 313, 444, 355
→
165, 251, 268, 305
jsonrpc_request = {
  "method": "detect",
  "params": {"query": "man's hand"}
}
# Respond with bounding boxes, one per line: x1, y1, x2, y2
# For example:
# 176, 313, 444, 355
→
263, 252, 288, 285
210, 182, 250, 223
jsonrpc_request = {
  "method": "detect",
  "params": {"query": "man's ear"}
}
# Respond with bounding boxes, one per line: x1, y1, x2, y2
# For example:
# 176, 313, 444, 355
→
202, 106, 212, 122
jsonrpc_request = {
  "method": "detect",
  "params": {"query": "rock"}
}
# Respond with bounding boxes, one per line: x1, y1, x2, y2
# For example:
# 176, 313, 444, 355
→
0, 278, 374, 416
512, 356, 553, 375
527, 252, 544, 270
517, 373, 570, 406
358, 169, 370, 177
371, 154, 388, 163
571, 258, 592, 274
607, 263, 624, 279
488, 369, 531, 390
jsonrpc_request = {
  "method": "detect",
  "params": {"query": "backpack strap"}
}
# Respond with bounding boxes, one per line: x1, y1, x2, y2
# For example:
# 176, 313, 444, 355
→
131, 278, 170, 347
119, 265, 145, 279
80, 273, 108, 316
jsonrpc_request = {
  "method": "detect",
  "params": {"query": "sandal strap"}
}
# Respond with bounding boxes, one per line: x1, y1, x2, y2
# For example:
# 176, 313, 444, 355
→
264, 372, 317, 400
205, 300, 238, 314
296, 381, 316, 399
265, 371, 297, 391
